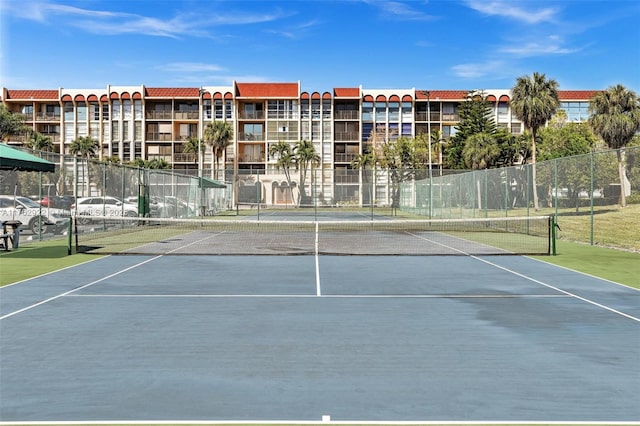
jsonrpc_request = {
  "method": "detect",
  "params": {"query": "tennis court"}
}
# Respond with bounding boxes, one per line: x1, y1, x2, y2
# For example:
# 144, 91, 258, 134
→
1, 215, 639, 423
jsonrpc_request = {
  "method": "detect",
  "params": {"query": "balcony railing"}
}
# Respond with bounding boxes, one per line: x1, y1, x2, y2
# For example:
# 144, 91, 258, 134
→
334, 110, 360, 120
174, 111, 199, 120
35, 113, 61, 121
238, 154, 265, 163
238, 132, 264, 141
334, 153, 358, 163
146, 111, 173, 120
238, 111, 265, 120
145, 133, 173, 141
334, 131, 359, 141
414, 112, 442, 122
174, 153, 198, 163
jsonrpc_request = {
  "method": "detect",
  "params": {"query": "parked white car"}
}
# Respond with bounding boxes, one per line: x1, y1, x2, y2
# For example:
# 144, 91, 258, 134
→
71, 196, 138, 223
0, 195, 71, 234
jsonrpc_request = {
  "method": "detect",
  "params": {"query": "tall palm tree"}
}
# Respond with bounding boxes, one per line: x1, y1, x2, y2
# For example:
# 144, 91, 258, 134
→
511, 72, 560, 210
26, 130, 54, 152
203, 121, 234, 180
269, 140, 296, 203
69, 136, 98, 197
588, 85, 640, 207
294, 140, 320, 205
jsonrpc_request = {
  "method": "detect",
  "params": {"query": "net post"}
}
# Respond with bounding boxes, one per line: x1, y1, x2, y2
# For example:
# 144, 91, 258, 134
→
67, 216, 73, 255
551, 215, 557, 256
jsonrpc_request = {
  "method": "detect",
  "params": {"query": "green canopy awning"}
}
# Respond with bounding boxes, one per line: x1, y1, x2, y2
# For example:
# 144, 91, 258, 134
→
198, 177, 226, 189
0, 144, 55, 172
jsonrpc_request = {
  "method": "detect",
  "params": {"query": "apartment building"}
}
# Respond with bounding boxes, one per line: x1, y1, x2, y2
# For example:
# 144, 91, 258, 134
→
1, 83, 597, 205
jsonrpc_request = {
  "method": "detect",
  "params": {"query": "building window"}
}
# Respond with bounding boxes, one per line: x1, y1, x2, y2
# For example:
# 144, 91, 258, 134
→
375, 102, 386, 122
134, 100, 143, 120
388, 102, 399, 121
225, 100, 233, 119
134, 122, 142, 141
64, 102, 74, 121
560, 101, 590, 122
111, 121, 120, 141
102, 103, 109, 121
77, 102, 87, 121
123, 100, 132, 120
123, 121, 130, 141
362, 102, 373, 121
322, 99, 331, 119
215, 100, 223, 120
497, 102, 508, 116
112, 100, 121, 120
301, 99, 310, 119
203, 100, 212, 120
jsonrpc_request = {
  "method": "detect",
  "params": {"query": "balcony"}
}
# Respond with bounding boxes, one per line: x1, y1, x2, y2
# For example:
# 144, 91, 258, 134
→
35, 113, 61, 121
174, 152, 198, 163
238, 111, 265, 120
334, 110, 360, 120
238, 132, 264, 141
334, 131, 359, 141
145, 132, 173, 141
334, 152, 358, 163
146, 111, 173, 120
174, 111, 199, 120
414, 112, 442, 122
238, 154, 265, 163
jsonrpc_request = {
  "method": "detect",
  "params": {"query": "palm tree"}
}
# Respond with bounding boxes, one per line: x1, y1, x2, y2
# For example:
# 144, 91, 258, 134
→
183, 136, 205, 168
588, 85, 640, 207
26, 130, 54, 152
269, 140, 296, 203
69, 136, 98, 197
511, 72, 560, 210
203, 121, 234, 180
293, 140, 320, 205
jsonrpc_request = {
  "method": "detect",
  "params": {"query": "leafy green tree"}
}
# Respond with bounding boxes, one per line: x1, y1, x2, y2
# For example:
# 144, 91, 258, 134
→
588, 85, 640, 207
538, 122, 596, 161
26, 130, 54, 152
0, 105, 27, 141
204, 121, 234, 180
511, 72, 560, 210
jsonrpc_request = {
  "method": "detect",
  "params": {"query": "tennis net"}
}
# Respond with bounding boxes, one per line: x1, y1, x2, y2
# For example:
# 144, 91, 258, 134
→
74, 215, 553, 256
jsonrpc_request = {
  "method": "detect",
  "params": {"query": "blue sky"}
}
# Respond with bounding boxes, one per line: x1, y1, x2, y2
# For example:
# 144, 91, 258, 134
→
1, 0, 639, 93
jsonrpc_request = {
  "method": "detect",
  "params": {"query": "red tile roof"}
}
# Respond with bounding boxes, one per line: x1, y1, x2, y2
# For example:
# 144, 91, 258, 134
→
235, 83, 298, 98
416, 90, 468, 100
558, 90, 599, 100
145, 87, 200, 97
5, 90, 59, 100
334, 88, 360, 98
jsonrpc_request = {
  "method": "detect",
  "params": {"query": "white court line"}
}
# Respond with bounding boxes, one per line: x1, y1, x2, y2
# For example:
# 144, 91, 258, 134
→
0, 255, 163, 320
315, 221, 321, 296
408, 231, 640, 323
66, 293, 571, 299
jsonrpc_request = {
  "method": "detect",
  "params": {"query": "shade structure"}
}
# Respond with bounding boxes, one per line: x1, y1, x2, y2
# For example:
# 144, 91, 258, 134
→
198, 176, 226, 188
0, 144, 55, 172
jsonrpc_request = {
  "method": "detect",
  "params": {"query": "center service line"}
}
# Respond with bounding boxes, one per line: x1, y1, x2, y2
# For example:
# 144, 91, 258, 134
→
315, 221, 321, 296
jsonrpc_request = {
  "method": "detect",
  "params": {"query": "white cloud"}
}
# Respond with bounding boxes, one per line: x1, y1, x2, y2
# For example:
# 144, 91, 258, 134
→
451, 60, 506, 79
161, 63, 227, 73
499, 41, 579, 57
465, 1, 559, 24
4, 1, 290, 39
363, 0, 437, 21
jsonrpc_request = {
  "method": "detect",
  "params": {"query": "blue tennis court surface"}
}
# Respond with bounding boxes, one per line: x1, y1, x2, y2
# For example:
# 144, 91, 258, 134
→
1, 254, 639, 422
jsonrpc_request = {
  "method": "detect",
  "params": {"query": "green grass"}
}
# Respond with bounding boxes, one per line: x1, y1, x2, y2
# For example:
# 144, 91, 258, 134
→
0, 238, 102, 286
532, 239, 640, 289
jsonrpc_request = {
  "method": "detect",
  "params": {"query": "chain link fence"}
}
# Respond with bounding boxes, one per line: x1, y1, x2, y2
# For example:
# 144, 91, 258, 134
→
401, 146, 639, 250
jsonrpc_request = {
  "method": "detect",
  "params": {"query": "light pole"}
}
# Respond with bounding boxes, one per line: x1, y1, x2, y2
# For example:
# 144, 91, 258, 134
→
426, 91, 433, 218
198, 88, 205, 179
